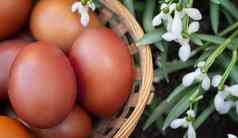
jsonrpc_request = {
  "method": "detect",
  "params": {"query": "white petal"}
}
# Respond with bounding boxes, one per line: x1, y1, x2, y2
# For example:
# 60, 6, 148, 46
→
80, 12, 90, 27
162, 32, 178, 41
183, 8, 202, 20
227, 85, 238, 97
166, 15, 173, 31
170, 118, 186, 129
201, 75, 210, 91
152, 13, 163, 27
161, 3, 168, 10
187, 109, 196, 118
187, 123, 196, 138
172, 11, 183, 35
212, 75, 222, 87
179, 43, 191, 62
182, 72, 197, 87
214, 92, 232, 114
169, 3, 177, 12
72, 2, 82, 12
197, 61, 206, 68
188, 22, 200, 34
228, 134, 238, 138
88, 2, 96, 11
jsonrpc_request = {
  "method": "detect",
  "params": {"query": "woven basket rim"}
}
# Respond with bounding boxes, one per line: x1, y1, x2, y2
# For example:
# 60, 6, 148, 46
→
98, 1, 154, 138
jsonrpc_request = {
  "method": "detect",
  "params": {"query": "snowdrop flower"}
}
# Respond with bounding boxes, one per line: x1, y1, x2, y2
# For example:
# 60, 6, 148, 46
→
163, 21, 200, 61
214, 85, 238, 114
72, 0, 96, 27
182, 61, 211, 91
228, 134, 238, 138
212, 74, 222, 87
152, 3, 176, 29
170, 109, 196, 138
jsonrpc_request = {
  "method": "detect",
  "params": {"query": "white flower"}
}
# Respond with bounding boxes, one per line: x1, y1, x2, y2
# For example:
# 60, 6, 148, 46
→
182, 61, 211, 90
170, 109, 196, 138
72, 1, 96, 27
228, 134, 238, 138
212, 75, 222, 87
214, 85, 238, 114
152, 3, 175, 28
163, 21, 200, 61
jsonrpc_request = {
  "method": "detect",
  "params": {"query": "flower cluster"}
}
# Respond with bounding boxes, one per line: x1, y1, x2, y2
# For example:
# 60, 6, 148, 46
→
212, 75, 238, 114
152, 2, 202, 62
170, 109, 196, 138
72, 0, 96, 27
182, 61, 210, 91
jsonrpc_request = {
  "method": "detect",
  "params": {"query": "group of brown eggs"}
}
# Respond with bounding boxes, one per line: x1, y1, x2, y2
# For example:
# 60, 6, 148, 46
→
0, 0, 134, 138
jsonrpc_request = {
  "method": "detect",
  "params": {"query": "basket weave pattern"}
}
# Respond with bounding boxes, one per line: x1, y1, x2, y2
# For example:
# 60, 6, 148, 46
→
92, 1, 153, 138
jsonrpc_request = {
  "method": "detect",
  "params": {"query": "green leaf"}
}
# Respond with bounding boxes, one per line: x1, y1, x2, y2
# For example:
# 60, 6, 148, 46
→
191, 34, 204, 46
162, 86, 201, 130
193, 103, 215, 129
136, 29, 165, 46
222, 8, 235, 25
143, 84, 194, 130
229, 108, 238, 123
217, 54, 238, 84
143, 0, 156, 32
194, 34, 225, 44
211, 0, 220, 4
220, 0, 238, 20
210, 1, 220, 34
122, 0, 135, 15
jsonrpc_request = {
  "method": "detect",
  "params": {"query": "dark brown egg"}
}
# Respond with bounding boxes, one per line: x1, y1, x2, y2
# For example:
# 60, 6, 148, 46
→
9, 42, 77, 128
34, 106, 92, 138
0, 0, 32, 40
69, 27, 134, 118
30, 0, 101, 52
0, 39, 30, 99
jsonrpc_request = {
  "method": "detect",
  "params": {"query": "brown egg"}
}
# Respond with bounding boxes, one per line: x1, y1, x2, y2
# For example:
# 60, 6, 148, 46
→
30, 0, 101, 52
0, 39, 30, 99
34, 106, 92, 138
9, 42, 77, 128
0, 0, 32, 40
0, 116, 33, 138
69, 27, 134, 118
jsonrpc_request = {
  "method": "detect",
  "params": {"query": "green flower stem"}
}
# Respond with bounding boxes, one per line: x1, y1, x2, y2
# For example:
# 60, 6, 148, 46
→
218, 49, 237, 90
219, 22, 238, 36
202, 29, 238, 73
81, 0, 90, 5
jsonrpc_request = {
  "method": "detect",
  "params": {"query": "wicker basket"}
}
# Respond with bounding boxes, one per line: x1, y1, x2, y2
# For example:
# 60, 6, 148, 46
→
93, 0, 153, 138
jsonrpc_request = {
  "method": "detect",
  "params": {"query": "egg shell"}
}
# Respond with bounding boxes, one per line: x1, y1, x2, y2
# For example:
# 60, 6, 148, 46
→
30, 0, 101, 52
9, 42, 77, 128
0, 116, 33, 138
34, 106, 92, 138
70, 27, 134, 118
0, 39, 30, 99
0, 0, 32, 40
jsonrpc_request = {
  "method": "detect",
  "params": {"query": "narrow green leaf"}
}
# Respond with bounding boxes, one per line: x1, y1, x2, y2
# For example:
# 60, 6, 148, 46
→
211, 0, 220, 4
122, 0, 135, 15
136, 29, 165, 46
143, 0, 156, 32
210, 1, 220, 34
162, 86, 201, 130
194, 34, 225, 44
193, 103, 215, 129
220, 0, 238, 20
191, 34, 204, 46
229, 108, 238, 123
217, 54, 238, 84
143, 85, 195, 130
222, 8, 235, 25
